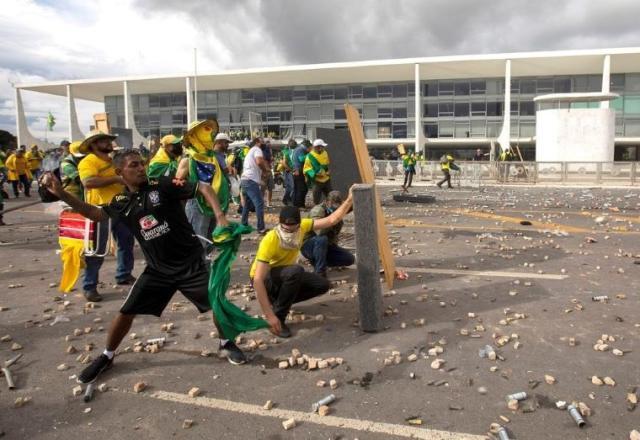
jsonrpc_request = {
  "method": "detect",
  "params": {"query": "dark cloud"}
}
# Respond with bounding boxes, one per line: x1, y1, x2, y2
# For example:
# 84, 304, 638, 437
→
133, 0, 640, 67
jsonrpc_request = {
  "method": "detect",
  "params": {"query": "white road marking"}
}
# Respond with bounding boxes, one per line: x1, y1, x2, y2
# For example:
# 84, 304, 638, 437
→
397, 267, 567, 280
139, 390, 485, 440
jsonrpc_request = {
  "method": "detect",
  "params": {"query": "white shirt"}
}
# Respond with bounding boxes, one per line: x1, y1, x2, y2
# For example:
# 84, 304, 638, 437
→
241, 146, 264, 184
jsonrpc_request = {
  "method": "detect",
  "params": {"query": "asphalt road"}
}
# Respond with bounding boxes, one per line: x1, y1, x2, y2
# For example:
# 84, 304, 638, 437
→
0, 184, 639, 440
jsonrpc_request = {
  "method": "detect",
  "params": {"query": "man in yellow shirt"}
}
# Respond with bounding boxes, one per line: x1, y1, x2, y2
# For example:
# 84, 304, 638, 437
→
78, 131, 135, 302
251, 192, 353, 338
303, 139, 332, 204
6, 147, 32, 197
25, 144, 45, 181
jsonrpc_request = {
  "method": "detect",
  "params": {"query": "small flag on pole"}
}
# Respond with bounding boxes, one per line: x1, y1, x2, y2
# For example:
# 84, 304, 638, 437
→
46, 112, 56, 130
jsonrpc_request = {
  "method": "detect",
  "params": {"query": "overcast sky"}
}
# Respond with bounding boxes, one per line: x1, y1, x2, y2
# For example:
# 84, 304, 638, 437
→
1, 0, 639, 143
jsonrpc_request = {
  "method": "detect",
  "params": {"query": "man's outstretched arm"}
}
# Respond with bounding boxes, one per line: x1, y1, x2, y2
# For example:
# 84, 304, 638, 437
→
40, 172, 107, 223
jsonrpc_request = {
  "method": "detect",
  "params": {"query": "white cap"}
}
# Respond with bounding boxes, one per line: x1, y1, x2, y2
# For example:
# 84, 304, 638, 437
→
214, 133, 231, 142
312, 139, 328, 147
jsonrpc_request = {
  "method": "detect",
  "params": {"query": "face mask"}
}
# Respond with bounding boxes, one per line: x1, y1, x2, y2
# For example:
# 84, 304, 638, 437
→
275, 224, 300, 250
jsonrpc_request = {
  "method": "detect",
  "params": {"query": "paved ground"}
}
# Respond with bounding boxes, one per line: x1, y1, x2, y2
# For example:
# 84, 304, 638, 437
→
0, 184, 639, 440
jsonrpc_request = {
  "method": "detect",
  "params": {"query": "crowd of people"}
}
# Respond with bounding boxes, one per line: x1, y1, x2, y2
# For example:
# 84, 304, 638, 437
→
36, 119, 356, 384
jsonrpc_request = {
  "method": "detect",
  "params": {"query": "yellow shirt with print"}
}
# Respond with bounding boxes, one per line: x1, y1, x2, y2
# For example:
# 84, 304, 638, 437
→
249, 218, 314, 278
78, 153, 124, 205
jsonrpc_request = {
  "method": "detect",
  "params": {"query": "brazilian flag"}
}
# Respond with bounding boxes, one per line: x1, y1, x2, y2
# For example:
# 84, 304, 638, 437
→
46, 112, 56, 130
185, 148, 230, 215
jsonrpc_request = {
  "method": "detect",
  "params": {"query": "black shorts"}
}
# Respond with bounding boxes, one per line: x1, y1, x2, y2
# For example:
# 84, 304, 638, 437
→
120, 258, 211, 316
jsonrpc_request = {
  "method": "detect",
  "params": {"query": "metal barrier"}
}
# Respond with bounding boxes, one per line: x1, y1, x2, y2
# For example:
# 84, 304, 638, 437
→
373, 161, 640, 186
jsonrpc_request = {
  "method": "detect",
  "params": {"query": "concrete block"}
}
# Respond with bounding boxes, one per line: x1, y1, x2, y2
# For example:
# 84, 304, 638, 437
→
352, 184, 384, 332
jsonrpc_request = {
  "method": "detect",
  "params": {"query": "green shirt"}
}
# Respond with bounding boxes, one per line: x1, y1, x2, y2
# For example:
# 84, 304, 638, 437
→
60, 154, 84, 201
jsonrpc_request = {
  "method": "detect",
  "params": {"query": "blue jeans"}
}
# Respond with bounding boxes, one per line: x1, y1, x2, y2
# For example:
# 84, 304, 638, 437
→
83, 219, 134, 292
282, 171, 294, 205
185, 198, 215, 252
241, 179, 265, 231
301, 235, 355, 274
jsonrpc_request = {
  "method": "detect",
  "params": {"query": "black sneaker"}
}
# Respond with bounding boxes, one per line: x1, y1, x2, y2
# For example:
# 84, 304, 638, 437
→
278, 322, 292, 338
220, 341, 247, 365
78, 354, 113, 384
84, 289, 103, 302
116, 275, 136, 286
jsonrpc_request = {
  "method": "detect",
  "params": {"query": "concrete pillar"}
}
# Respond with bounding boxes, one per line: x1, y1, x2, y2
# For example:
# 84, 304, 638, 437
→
352, 184, 384, 332
66, 85, 85, 141
15, 87, 23, 148
123, 81, 130, 129
414, 63, 423, 154
186, 77, 193, 125
497, 59, 511, 153
601, 55, 611, 109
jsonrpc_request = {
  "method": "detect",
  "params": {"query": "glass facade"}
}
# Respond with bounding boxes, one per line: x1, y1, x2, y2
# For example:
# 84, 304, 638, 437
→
104, 73, 640, 142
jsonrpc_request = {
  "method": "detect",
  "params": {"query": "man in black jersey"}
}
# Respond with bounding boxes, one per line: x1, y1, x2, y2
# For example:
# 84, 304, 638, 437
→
40, 150, 247, 384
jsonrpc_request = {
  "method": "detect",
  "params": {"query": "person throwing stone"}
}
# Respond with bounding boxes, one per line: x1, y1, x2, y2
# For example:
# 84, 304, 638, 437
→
40, 150, 248, 385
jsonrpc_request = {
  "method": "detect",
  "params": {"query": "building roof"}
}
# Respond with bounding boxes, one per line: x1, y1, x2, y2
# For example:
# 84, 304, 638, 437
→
15, 47, 640, 103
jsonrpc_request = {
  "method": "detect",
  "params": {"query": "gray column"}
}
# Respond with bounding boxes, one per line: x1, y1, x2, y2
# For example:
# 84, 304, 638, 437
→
352, 184, 384, 332
601, 55, 611, 109
414, 63, 424, 154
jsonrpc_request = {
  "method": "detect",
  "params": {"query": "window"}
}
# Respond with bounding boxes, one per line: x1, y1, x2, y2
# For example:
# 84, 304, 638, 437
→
377, 85, 392, 98
425, 103, 438, 117
438, 82, 454, 96
392, 84, 407, 98
470, 120, 486, 137
520, 122, 535, 137
470, 81, 486, 95
138, 95, 149, 110
424, 123, 438, 138
455, 121, 470, 138
159, 94, 171, 107
320, 87, 334, 100
364, 104, 377, 119
438, 102, 454, 117
454, 82, 470, 96
486, 80, 501, 95
520, 101, 535, 116
307, 89, 320, 101
349, 86, 363, 99
279, 89, 293, 102
267, 111, 280, 121
149, 95, 160, 108
364, 123, 377, 138
267, 89, 280, 103
408, 82, 415, 97
625, 74, 640, 92
253, 90, 266, 103
518, 80, 534, 94
393, 123, 407, 138
510, 101, 519, 116
625, 118, 640, 136
377, 122, 392, 138
321, 104, 333, 120
307, 106, 320, 120
280, 111, 292, 121
293, 89, 307, 101
229, 91, 240, 105
471, 102, 486, 116
377, 107, 393, 118
334, 87, 348, 100
218, 91, 230, 106
172, 111, 186, 125
172, 93, 186, 106
611, 74, 625, 92
334, 108, 346, 120
363, 86, 377, 99
438, 121, 454, 137
454, 102, 469, 117
554, 78, 571, 93
424, 81, 438, 97
393, 107, 407, 118
293, 105, 306, 120
536, 79, 553, 93
510, 79, 520, 94
486, 101, 503, 116
149, 112, 160, 126
205, 91, 217, 106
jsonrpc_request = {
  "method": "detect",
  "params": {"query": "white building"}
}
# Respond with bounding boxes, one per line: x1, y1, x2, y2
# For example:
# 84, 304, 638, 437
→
14, 47, 640, 161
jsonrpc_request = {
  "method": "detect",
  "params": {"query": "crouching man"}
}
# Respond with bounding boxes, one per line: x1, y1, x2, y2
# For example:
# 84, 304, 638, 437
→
302, 190, 355, 277
251, 191, 353, 338
40, 150, 247, 385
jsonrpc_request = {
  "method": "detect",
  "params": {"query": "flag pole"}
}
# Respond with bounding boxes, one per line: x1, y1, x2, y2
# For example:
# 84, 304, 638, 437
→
194, 48, 198, 121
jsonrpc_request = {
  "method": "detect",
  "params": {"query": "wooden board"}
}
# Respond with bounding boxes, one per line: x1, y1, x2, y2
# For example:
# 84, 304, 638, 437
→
397, 144, 406, 156
93, 113, 111, 134
344, 104, 396, 289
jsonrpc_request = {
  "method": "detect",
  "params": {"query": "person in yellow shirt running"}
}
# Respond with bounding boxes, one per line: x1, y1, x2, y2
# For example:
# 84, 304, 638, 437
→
25, 144, 45, 181
6, 147, 32, 197
250, 191, 353, 338
303, 139, 332, 204
78, 131, 135, 302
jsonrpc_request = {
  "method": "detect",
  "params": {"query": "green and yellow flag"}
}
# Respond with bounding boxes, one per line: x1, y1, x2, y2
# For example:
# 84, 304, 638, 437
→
46, 112, 56, 130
